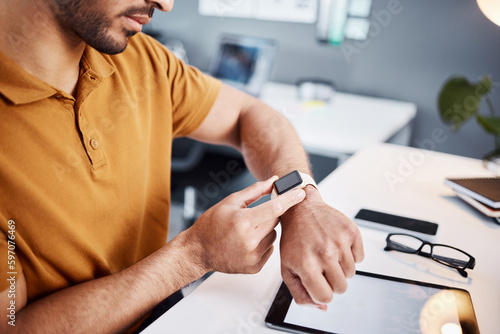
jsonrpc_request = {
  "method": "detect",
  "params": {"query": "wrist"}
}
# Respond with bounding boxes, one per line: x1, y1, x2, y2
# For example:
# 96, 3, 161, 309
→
280, 184, 323, 227
303, 183, 322, 201
172, 229, 209, 278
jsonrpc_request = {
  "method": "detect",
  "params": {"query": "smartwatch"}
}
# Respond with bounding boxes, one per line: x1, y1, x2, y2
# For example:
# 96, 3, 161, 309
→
271, 170, 318, 199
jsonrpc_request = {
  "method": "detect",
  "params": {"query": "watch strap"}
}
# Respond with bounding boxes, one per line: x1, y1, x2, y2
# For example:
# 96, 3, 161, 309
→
298, 172, 317, 190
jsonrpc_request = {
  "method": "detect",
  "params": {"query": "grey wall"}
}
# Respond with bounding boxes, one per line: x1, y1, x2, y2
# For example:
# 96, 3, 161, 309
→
149, 0, 500, 159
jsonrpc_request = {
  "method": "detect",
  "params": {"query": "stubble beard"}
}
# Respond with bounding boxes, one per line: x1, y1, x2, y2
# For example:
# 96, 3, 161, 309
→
53, 0, 139, 55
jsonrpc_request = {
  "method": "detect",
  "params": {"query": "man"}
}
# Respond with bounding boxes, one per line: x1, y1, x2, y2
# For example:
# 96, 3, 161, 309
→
0, 0, 364, 332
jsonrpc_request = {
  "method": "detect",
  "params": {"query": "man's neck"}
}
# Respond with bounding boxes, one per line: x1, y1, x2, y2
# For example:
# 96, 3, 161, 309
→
0, 0, 86, 97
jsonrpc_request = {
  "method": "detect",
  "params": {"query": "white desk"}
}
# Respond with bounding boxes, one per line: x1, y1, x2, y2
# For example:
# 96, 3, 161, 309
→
259, 82, 417, 163
143, 144, 500, 334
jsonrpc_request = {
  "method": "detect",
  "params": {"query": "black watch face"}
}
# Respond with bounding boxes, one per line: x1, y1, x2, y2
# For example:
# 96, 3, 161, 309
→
274, 170, 302, 195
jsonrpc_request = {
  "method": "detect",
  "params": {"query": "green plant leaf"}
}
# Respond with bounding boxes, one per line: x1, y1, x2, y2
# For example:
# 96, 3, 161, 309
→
438, 76, 492, 130
479, 76, 492, 95
477, 115, 500, 136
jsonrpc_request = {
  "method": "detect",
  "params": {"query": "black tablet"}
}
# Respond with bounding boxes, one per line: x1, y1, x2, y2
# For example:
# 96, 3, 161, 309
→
266, 271, 479, 334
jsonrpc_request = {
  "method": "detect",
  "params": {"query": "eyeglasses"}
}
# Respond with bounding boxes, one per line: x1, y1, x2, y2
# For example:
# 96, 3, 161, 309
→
384, 233, 476, 278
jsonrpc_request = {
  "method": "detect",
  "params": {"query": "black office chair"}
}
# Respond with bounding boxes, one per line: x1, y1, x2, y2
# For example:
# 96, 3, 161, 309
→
171, 138, 206, 172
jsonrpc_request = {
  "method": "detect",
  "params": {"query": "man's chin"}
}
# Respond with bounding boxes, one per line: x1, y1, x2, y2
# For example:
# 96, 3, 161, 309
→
125, 29, 138, 38
91, 31, 135, 55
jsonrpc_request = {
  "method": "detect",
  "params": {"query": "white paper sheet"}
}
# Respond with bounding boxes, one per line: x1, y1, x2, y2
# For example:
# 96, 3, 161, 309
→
199, 0, 318, 23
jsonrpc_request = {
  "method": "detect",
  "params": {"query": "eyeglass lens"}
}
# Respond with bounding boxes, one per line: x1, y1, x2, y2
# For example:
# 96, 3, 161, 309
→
432, 245, 470, 268
387, 234, 422, 252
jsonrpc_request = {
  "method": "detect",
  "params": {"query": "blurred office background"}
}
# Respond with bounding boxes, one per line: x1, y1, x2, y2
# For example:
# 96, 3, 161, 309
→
144, 0, 500, 239
150, 0, 500, 158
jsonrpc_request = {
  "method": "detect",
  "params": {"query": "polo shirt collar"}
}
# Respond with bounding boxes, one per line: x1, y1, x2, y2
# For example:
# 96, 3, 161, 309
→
81, 44, 115, 80
0, 45, 115, 105
0, 49, 57, 105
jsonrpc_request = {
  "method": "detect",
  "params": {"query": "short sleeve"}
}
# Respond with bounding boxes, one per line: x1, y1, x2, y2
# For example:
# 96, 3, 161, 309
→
162, 46, 222, 138
128, 34, 222, 138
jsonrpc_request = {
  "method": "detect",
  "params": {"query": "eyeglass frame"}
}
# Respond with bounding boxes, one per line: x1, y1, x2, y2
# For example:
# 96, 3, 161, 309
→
384, 233, 476, 278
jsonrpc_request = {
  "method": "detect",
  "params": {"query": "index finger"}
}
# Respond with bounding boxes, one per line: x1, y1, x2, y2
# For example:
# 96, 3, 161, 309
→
250, 188, 306, 226
232, 176, 279, 207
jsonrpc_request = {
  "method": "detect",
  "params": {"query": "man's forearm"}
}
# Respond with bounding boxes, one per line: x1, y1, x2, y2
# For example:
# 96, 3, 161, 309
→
9, 232, 205, 334
238, 100, 312, 181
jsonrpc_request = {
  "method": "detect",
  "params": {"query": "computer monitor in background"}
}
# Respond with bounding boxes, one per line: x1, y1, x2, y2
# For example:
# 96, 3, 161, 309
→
209, 34, 278, 96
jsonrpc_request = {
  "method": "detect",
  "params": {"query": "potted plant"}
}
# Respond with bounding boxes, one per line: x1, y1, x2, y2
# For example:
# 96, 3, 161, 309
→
438, 75, 500, 173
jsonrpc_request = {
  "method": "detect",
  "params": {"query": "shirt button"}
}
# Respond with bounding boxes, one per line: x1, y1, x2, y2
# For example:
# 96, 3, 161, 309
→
90, 139, 99, 150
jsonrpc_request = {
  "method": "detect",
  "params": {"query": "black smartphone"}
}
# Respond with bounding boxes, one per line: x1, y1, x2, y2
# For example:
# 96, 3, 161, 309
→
354, 209, 439, 239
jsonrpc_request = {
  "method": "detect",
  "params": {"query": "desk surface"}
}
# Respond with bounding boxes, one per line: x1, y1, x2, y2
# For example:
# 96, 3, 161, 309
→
259, 83, 417, 158
143, 144, 500, 334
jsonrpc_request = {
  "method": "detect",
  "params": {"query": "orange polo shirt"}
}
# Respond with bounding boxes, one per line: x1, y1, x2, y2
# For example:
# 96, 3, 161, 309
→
0, 32, 220, 311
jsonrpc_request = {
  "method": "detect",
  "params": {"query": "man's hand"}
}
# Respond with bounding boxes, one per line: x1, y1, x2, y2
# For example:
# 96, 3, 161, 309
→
280, 186, 364, 309
185, 176, 306, 274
